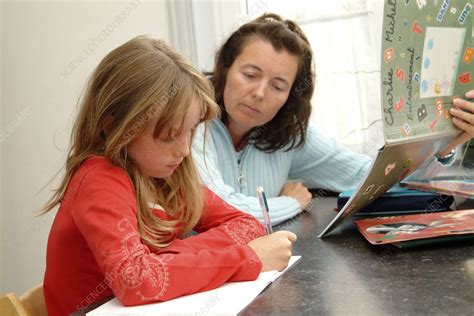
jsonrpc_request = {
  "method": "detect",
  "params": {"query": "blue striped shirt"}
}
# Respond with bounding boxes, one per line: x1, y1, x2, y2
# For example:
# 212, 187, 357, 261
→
192, 119, 372, 225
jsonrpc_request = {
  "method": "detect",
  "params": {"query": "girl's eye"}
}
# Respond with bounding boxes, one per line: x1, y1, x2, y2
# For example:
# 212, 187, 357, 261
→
158, 137, 174, 143
243, 73, 256, 79
158, 134, 176, 143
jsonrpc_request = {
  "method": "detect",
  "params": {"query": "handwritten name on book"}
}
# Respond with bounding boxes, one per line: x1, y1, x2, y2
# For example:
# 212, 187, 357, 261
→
384, 0, 397, 43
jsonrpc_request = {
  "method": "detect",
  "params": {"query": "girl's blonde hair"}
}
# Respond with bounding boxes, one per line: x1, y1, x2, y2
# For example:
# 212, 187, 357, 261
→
42, 36, 219, 248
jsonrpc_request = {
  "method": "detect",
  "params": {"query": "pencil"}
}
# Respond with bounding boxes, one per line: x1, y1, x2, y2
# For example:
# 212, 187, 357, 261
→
257, 186, 273, 234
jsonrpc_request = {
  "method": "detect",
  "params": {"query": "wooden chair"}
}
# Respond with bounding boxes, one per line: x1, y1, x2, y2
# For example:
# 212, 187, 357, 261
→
0, 292, 29, 316
0, 283, 47, 316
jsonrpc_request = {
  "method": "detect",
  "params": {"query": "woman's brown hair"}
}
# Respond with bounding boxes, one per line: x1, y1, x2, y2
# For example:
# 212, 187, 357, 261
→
212, 13, 315, 152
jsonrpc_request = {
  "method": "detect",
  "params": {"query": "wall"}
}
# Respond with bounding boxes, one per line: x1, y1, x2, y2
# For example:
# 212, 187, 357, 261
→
1, 0, 171, 294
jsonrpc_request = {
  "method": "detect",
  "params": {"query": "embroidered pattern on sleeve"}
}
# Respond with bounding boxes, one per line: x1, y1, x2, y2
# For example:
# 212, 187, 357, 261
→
223, 217, 262, 245
99, 218, 173, 302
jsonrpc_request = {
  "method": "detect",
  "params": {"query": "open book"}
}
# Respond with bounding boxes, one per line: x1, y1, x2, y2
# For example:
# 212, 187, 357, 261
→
320, 0, 473, 237
401, 179, 474, 198
87, 256, 301, 316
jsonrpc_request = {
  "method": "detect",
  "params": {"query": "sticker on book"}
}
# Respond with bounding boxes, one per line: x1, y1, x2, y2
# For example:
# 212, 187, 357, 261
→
420, 27, 466, 98
412, 20, 423, 34
414, 72, 420, 82
436, 0, 450, 22
458, 72, 472, 84
417, 104, 428, 122
463, 47, 474, 63
384, 48, 395, 63
396, 67, 405, 82
402, 123, 411, 136
458, 3, 472, 24
416, 0, 426, 10
385, 162, 396, 176
445, 108, 451, 119
435, 98, 444, 118
394, 97, 405, 112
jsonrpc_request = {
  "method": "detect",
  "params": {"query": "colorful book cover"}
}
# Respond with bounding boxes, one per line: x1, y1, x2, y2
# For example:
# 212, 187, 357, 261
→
382, 0, 473, 142
355, 209, 474, 246
320, 0, 473, 237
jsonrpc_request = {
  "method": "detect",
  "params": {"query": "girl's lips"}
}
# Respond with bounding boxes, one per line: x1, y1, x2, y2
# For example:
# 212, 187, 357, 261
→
167, 161, 182, 169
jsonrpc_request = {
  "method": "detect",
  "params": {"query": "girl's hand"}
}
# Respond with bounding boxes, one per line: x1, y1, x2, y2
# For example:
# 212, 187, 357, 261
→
280, 182, 312, 210
247, 230, 297, 272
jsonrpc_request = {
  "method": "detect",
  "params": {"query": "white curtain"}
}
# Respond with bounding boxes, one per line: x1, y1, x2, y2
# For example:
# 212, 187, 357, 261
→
247, 0, 385, 156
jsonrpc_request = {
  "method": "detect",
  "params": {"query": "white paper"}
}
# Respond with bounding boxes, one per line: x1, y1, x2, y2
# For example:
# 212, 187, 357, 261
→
87, 256, 301, 316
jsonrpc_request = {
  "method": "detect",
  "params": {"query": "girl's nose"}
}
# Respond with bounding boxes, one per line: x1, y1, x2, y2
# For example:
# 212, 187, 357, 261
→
174, 133, 191, 158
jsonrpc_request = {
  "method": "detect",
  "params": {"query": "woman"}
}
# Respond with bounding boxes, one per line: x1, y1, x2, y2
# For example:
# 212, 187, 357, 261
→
192, 13, 474, 225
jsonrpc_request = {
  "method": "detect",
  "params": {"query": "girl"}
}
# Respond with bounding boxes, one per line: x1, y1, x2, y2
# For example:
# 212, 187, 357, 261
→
43, 36, 296, 315
192, 13, 474, 225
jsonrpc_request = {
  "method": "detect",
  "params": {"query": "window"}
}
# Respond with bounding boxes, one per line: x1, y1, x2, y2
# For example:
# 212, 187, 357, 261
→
247, 0, 385, 155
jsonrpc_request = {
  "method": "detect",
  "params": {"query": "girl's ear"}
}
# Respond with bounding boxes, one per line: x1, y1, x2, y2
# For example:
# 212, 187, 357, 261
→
101, 113, 115, 139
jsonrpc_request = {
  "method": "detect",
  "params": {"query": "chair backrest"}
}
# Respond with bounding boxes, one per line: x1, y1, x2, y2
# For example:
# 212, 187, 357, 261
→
0, 292, 29, 316
19, 283, 47, 316
0, 283, 47, 316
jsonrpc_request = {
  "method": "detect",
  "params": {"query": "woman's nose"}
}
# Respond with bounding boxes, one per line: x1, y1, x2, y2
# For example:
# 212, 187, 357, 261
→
252, 81, 266, 100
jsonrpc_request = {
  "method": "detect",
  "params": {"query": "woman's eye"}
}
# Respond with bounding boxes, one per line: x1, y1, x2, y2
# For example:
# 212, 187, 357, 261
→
273, 85, 284, 91
243, 73, 256, 79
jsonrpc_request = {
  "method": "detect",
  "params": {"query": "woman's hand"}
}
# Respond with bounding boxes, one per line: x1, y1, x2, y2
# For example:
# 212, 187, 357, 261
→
247, 230, 297, 272
438, 90, 474, 157
280, 182, 312, 209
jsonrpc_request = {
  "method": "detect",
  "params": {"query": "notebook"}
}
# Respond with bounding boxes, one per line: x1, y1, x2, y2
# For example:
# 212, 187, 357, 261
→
87, 255, 301, 316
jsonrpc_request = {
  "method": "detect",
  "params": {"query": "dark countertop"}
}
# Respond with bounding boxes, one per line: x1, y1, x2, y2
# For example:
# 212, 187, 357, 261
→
241, 197, 474, 316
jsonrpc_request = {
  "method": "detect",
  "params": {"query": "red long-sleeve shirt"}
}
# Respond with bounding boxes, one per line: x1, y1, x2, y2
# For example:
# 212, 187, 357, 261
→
44, 156, 265, 315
